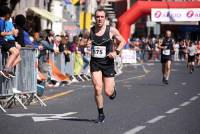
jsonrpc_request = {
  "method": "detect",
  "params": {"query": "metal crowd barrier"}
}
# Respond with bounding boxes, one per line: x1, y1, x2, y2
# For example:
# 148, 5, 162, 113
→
0, 50, 16, 112
15, 48, 46, 107
48, 51, 122, 82
49, 52, 89, 81
49, 52, 66, 75
0, 48, 46, 113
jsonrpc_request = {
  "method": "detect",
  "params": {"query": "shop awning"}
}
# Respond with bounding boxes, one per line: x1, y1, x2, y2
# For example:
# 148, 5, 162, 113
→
27, 7, 62, 22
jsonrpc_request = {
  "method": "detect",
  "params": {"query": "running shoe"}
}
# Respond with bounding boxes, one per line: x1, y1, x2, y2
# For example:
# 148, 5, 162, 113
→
192, 66, 194, 72
96, 114, 105, 123
109, 87, 117, 100
164, 80, 169, 84
0, 70, 11, 79
190, 70, 193, 74
162, 77, 165, 83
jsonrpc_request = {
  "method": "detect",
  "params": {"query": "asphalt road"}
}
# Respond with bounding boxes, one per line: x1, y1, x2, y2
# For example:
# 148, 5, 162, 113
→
1, 62, 200, 134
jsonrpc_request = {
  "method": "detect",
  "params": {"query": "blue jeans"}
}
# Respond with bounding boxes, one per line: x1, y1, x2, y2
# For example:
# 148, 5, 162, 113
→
83, 56, 90, 70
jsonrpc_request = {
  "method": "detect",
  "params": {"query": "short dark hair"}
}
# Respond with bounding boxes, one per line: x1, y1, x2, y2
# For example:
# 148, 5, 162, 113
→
95, 7, 107, 17
15, 14, 26, 27
0, 5, 11, 17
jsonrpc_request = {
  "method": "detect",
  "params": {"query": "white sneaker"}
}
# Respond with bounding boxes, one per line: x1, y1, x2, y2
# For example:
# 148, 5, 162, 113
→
12, 88, 21, 94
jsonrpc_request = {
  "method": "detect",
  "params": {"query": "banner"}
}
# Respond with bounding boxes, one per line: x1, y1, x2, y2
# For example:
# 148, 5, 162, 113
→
80, 12, 92, 30
152, 8, 200, 22
121, 49, 137, 64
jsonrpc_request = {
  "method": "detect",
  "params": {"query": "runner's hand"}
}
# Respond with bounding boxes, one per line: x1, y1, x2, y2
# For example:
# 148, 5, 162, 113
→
107, 51, 117, 59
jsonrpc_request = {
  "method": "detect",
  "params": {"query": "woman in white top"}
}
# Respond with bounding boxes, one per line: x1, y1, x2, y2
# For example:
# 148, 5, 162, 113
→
174, 41, 180, 61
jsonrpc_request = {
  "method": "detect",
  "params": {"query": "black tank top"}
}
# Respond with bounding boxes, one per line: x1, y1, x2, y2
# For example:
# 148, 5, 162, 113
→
161, 37, 174, 56
90, 25, 114, 64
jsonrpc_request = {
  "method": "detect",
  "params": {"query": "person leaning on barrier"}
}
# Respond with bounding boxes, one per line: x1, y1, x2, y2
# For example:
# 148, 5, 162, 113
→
38, 30, 54, 62
0, 5, 21, 79
60, 35, 71, 65
37, 31, 54, 74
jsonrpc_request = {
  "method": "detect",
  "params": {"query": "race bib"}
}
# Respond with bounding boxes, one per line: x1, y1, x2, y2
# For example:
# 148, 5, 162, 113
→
162, 49, 170, 55
91, 46, 106, 58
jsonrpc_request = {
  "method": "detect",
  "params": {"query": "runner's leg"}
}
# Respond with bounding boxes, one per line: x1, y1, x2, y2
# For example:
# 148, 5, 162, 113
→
91, 71, 105, 123
104, 77, 115, 98
91, 71, 103, 109
162, 63, 166, 82
165, 60, 171, 81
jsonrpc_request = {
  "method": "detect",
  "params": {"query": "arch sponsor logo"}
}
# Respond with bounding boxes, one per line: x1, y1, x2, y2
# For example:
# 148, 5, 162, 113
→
186, 10, 194, 18
154, 11, 162, 18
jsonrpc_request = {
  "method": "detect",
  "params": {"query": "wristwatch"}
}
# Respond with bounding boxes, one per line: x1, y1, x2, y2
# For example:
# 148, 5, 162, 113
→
115, 49, 120, 55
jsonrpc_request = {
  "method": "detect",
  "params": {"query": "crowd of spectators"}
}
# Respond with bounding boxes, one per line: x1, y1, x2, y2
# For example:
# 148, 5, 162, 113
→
127, 35, 200, 67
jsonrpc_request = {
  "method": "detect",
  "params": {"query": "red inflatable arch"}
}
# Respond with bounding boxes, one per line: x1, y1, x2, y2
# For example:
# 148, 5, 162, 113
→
118, 1, 200, 41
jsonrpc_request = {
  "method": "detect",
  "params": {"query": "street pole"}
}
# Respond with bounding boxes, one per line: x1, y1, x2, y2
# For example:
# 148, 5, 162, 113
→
83, 0, 89, 31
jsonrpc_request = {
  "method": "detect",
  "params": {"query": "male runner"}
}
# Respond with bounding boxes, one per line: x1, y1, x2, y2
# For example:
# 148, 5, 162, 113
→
187, 42, 197, 73
89, 8, 125, 123
158, 30, 175, 84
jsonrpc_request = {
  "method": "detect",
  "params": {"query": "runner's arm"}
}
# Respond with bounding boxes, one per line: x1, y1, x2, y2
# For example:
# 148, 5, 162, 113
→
157, 39, 165, 50
110, 27, 126, 52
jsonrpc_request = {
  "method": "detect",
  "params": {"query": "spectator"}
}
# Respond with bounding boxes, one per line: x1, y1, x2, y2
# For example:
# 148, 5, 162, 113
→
60, 35, 72, 75
66, 36, 79, 81
174, 41, 180, 61
196, 41, 200, 67
0, 5, 21, 79
80, 33, 90, 73
179, 40, 185, 61
15, 14, 33, 47
53, 35, 61, 54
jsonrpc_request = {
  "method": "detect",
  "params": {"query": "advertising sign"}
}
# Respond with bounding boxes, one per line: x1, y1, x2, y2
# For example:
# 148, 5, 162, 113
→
152, 8, 200, 22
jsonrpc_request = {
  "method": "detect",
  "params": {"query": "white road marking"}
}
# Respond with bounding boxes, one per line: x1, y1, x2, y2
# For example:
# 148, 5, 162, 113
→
7, 113, 36, 117
198, 93, 200, 96
181, 82, 187, 85
116, 74, 146, 82
165, 108, 180, 114
146, 63, 154, 66
7, 112, 78, 122
174, 92, 178, 95
146, 116, 166, 124
171, 69, 179, 72
142, 65, 150, 74
180, 101, 191, 107
189, 96, 199, 101
32, 112, 78, 122
123, 85, 132, 88
124, 126, 146, 134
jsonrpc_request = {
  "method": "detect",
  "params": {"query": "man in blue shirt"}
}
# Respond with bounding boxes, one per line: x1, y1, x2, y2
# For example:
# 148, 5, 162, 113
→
0, 5, 21, 79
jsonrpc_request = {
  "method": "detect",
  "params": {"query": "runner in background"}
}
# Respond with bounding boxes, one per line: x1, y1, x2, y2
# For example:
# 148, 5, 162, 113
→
187, 42, 197, 73
196, 40, 200, 68
158, 30, 175, 84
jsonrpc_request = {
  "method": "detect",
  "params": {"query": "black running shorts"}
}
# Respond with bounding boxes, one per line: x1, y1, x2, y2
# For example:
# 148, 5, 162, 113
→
161, 55, 172, 63
90, 60, 116, 77
188, 55, 195, 62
